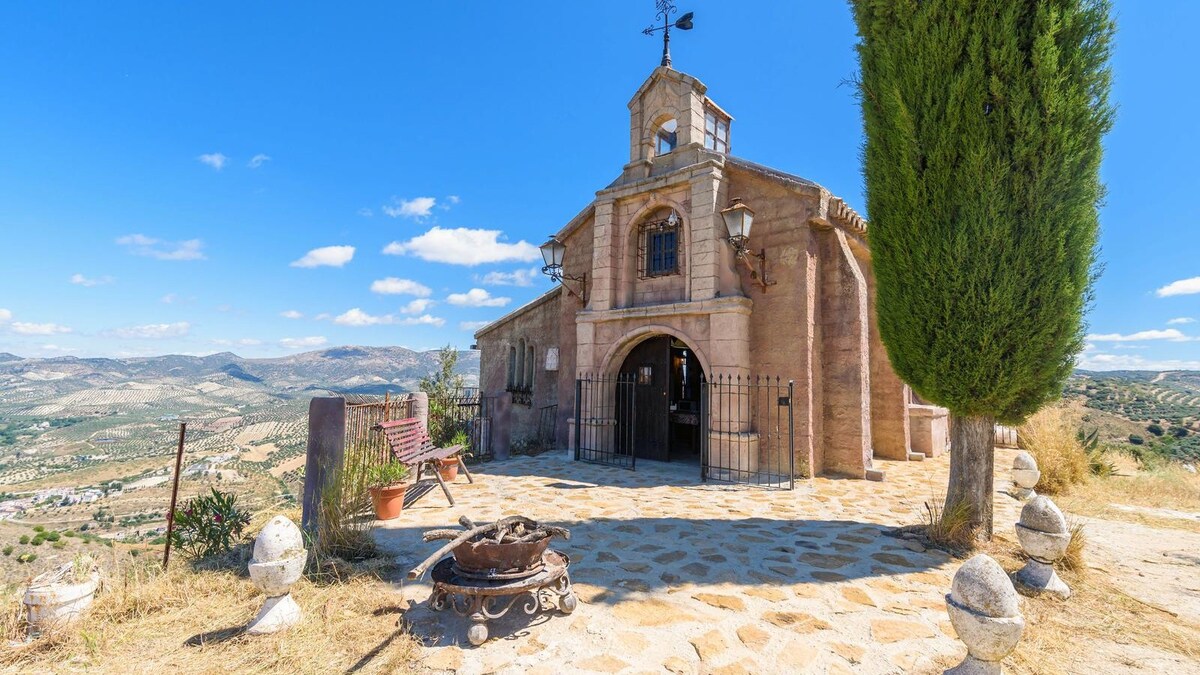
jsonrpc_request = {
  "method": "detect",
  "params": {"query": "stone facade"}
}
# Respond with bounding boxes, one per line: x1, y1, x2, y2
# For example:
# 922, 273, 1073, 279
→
475, 66, 948, 479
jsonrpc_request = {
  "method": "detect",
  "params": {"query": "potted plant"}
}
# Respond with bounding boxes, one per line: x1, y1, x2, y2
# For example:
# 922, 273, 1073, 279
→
437, 431, 470, 482
23, 553, 100, 638
367, 461, 411, 520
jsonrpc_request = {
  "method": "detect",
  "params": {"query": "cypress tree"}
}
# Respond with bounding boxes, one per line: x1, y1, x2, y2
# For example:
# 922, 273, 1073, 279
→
850, 0, 1114, 538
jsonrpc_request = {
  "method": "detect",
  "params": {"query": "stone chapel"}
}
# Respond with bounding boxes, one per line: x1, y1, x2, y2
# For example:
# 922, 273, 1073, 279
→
473, 65, 949, 481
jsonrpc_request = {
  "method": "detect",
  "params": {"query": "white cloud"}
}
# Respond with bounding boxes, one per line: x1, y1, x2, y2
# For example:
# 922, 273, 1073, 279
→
1167, 317, 1196, 325
1156, 276, 1200, 297
479, 268, 539, 287
400, 314, 445, 327
280, 310, 304, 319
280, 336, 327, 350
447, 195, 461, 205
382, 196, 437, 219
117, 234, 206, 261
38, 344, 76, 353
459, 320, 490, 331
334, 308, 395, 326
1078, 352, 1200, 371
290, 245, 355, 268
109, 322, 190, 339
447, 288, 511, 308
238, 338, 263, 346
401, 299, 435, 314
313, 312, 331, 321
11, 322, 73, 336
70, 273, 113, 287
198, 152, 228, 170
1086, 329, 1192, 342
161, 293, 178, 304
247, 153, 271, 168
384, 227, 540, 266
370, 277, 432, 296
0, 309, 11, 322
357, 207, 374, 217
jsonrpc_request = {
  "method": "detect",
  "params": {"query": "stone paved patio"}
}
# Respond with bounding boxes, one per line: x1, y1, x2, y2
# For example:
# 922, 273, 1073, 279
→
375, 449, 1027, 674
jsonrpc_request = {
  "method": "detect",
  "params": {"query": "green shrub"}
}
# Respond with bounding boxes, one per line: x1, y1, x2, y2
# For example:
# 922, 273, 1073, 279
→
52, 540, 66, 549
168, 488, 251, 560
18, 535, 29, 545
17, 553, 36, 564
30, 535, 45, 546
365, 461, 410, 488
32, 525, 44, 533
1171, 426, 1189, 438
45, 531, 60, 542
1147, 423, 1165, 436
2, 545, 12, 556
1129, 434, 1144, 446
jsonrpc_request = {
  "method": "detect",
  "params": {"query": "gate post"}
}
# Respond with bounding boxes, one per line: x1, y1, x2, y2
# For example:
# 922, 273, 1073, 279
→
301, 396, 346, 536
573, 378, 582, 461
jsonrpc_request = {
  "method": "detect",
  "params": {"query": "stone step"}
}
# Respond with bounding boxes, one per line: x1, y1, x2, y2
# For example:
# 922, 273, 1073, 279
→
907, 451, 926, 462
865, 469, 885, 482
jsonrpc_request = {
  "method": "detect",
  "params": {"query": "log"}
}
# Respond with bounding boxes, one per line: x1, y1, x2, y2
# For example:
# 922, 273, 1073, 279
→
408, 522, 500, 580
421, 529, 464, 542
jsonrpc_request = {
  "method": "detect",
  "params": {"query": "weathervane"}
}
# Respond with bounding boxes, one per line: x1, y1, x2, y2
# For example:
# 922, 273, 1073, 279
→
642, 0, 694, 68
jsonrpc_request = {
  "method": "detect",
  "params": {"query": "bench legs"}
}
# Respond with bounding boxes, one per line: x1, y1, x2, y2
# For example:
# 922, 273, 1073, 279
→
458, 455, 474, 484
427, 460, 455, 506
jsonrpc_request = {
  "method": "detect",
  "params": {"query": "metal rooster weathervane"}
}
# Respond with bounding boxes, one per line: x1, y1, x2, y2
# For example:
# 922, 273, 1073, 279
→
642, 0, 694, 68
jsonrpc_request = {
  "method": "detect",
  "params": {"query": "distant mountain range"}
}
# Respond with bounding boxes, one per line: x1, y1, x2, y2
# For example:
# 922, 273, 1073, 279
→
0, 346, 479, 396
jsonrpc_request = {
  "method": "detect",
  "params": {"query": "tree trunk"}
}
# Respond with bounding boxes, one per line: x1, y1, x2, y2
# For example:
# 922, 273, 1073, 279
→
946, 413, 995, 540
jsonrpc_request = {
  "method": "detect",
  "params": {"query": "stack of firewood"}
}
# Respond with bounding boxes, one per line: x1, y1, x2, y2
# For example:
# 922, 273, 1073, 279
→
408, 515, 570, 579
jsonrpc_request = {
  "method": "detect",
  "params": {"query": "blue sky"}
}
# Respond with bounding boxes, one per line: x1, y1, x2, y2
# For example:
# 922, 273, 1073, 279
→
0, 2, 1196, 370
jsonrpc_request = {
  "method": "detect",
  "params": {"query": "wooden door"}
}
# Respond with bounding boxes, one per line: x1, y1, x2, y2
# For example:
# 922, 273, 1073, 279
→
619, 336, 670, 461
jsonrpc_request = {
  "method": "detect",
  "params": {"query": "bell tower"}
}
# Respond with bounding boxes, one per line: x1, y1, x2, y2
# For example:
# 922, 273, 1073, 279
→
626, 67, 733, 169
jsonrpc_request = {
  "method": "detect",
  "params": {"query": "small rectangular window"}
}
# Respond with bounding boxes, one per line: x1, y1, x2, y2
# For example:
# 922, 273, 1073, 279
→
704, 110, 728, 153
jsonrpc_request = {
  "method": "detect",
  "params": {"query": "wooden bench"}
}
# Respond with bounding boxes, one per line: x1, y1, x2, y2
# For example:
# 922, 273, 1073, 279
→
377, 417, 473, 506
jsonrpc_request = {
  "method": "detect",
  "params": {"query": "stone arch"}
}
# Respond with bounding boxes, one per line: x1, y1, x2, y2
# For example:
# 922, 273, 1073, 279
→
617, 196, 691, 306
599, 324, 711, 379
644, 110, 683, 160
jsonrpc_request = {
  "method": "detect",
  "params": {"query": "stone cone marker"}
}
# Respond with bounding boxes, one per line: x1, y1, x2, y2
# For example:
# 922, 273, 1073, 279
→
1009, 451, 1040, 500
1013, 495, 1072, 600
247, 515, 307, 635
944, 554, 1025, 675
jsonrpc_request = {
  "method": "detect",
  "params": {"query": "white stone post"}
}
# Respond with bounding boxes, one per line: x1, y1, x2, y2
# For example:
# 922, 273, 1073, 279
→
1009, 451, 1040, 500
1013, 495, 1072, 600
247, 515, 307, 635
945, 554, 1025, 675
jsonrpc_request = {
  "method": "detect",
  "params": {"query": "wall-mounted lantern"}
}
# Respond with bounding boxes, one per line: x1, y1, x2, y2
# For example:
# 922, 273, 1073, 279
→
720, 198, 774, 290
539, 236, 588, 302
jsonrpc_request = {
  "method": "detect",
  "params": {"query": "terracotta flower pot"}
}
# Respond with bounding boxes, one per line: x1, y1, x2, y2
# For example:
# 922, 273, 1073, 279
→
369, 483, 408, 520
437, 457, 459, 483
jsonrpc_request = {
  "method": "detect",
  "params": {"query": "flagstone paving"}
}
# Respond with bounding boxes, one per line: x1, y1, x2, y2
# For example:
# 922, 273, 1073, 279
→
375, 450, 1028, 674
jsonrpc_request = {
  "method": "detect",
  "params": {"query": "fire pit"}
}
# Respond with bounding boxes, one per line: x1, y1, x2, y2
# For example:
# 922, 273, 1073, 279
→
408, 516, 576, 646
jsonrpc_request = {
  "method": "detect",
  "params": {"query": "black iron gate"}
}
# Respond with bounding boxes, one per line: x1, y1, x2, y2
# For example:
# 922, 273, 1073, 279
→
574, 373, 636, 469
701, 375, 795, 489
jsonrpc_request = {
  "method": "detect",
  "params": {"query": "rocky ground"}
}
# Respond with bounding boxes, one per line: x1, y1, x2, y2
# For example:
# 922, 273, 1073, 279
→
372, 448, 1200, 674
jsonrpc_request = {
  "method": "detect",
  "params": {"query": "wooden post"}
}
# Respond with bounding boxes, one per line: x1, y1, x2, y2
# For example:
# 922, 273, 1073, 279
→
162, 422, 187, 570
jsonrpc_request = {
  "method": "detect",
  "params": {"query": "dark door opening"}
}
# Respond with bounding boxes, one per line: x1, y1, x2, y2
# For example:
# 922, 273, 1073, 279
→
616, 335, 704, 463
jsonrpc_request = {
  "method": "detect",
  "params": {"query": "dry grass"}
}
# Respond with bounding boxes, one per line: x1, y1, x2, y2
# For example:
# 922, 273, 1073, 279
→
1061, 520, 1087, 573
971, 541, 1200, 675
923, 496, 977, 552
0, 556, 420, 674
1019, 403, 1089, 494
1057, 462, 1200, 533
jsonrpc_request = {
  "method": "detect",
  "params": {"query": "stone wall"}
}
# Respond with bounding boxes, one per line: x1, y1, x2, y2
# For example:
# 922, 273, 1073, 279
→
476, 290, 563, 448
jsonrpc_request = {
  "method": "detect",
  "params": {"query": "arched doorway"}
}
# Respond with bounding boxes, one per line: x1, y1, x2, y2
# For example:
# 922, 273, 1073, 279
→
615, 334, 704, 463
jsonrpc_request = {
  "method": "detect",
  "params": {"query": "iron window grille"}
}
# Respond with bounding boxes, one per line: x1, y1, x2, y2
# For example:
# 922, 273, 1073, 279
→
506, 384, 533, 407
638, 216, 681, 279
